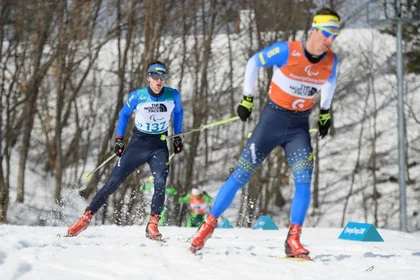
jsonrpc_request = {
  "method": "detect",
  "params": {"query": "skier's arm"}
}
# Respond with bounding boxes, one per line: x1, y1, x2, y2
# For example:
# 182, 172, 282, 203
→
139, 184, 153, 192
166, 187, 178, 195
116, 91, 139, 137
171, 90, 184, 134
203, 194, 213, 203
319, 54, 339, 110
243, 41, 289, 97
178, 194, 191, 204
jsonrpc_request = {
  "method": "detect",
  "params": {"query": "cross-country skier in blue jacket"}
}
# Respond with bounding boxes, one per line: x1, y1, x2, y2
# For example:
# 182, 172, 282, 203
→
67, 61, 184, 240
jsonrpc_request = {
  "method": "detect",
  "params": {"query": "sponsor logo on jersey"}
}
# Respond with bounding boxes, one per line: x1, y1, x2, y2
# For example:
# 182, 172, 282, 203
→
308, 152, 314, 161
250, 143, 257, 164
127, 94, 135, 107
291, 99, 305, 109
291, 50, 301, 57
259, 53, 266, 65
150, 114, 164, 122
304, 65, 319, 76
144, 103, 168, 113
267, 47, 280, 58
288, 73, 326, 84
290, 85, 318, 97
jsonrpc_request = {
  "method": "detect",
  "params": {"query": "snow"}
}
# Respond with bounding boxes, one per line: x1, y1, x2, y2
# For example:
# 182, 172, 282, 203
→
1, 225, 420, 280
2, 19, 420, 280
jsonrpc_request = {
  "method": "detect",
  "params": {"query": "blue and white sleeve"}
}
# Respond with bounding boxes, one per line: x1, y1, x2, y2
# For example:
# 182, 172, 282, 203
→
172, 90, 184, 134
116, 91, 138, 137
320, 54, 339, 110
243, 41, 289, 97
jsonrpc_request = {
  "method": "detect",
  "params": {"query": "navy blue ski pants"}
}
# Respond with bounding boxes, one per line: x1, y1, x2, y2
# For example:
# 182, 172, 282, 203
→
88, 129, 169, 215
210, 99, 314, 225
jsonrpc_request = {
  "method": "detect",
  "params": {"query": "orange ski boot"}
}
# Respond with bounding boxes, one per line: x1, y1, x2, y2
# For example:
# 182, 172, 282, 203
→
66, 210, 94, 237
146, 215, 162, 240
284, 224, 310, 259
190, 214, 218, 254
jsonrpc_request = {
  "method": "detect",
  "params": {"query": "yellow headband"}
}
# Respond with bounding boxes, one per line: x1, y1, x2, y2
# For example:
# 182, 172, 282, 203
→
312, 15, 340, 29
155, 67, 166, 72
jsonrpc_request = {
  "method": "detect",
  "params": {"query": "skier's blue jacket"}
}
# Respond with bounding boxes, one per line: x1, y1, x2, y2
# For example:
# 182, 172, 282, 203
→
116, 86, 183, 137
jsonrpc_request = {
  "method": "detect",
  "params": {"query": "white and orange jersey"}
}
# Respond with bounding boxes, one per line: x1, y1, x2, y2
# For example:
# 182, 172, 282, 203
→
189, 195, 209, 215
243, 41, 338, 111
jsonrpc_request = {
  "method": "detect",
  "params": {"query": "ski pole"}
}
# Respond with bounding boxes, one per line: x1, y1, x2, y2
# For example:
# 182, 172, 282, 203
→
165, 153, 175, 166
165, 116, 240, 140
83, 154, 116, 179
163, 116, 240, 165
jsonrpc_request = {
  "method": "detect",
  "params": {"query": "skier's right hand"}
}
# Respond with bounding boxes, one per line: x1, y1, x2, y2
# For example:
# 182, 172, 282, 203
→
237, 95, 254, 121
114, 136, 125, 157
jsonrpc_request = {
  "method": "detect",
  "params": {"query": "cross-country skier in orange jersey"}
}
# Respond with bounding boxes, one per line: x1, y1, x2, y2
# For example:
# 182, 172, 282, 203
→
190, 7, 340, 259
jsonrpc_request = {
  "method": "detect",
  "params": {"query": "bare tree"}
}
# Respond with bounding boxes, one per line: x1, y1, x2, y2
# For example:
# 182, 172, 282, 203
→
16, 1, 61, 203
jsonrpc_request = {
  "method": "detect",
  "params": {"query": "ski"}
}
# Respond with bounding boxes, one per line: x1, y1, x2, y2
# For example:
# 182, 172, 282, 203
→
154, 238, 167, 243
250, 252, 313, 262
147, 237, 168, 243
278, 256, 313, 262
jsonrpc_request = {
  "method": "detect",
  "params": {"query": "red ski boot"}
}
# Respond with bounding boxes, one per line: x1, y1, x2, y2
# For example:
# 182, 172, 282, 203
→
284, 224, 310, 259
146, 215, 162, 240
66, 210, 94, 237
190, 214, 218, 254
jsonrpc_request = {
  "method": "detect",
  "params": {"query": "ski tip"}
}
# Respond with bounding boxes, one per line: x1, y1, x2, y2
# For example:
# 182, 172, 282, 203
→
82, 173, 90, 180
189, 247, 203, 258
189, 246, 198, 254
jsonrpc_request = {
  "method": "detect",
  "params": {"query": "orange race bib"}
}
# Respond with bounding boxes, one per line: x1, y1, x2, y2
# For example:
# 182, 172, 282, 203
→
268, 41, 335, 111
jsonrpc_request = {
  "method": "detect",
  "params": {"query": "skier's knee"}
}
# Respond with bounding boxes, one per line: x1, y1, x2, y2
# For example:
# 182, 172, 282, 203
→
231, 160, 257, 186
153, 173, 167, 188
287, 150, 314, 185
293, 168, 313, 184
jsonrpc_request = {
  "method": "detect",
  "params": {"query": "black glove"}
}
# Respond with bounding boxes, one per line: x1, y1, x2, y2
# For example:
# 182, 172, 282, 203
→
114, 137, 125, 157
173, 136, 183, 154
318, 109, 331, 139
237, 96, 254, 121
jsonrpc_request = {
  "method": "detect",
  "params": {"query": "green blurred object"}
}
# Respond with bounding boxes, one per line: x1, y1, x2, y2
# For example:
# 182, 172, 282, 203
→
186, 213, 205, 227
139, 184, 153, 192
166, 187, 178, 195
159, 206, 167, 226
178, 193, 212, 204
139, 177, 178, 196
178, 192, 213, 227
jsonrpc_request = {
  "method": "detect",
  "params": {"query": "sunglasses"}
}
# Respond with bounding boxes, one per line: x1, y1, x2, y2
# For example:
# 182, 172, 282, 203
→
149, 72, 166, 81
316, 26, 340, 39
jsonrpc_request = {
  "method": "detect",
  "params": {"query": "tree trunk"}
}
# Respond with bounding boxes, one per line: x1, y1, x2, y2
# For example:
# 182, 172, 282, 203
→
16, 3, 58, 202
0, 160, 8, 222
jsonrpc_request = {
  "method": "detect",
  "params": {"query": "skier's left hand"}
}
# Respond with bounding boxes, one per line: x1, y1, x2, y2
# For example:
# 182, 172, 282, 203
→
173, 136, 183, 154
114, 137, 125, 157
318, 109, 331, 139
